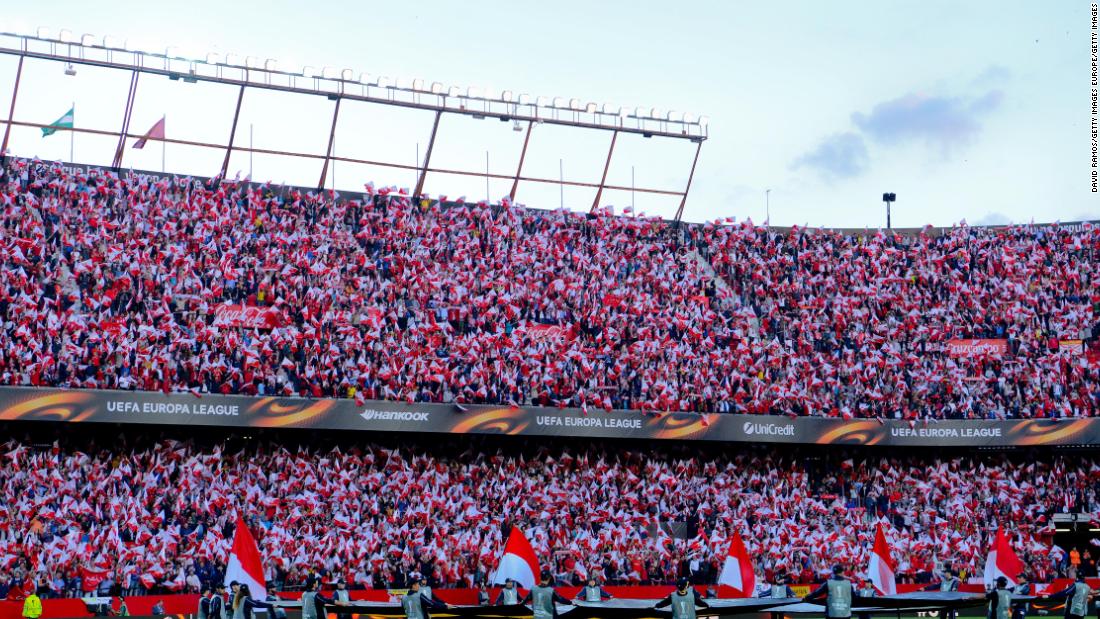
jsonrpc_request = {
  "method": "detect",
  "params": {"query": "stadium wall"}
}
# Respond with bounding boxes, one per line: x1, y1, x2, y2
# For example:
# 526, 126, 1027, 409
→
1, 387, 1097, 447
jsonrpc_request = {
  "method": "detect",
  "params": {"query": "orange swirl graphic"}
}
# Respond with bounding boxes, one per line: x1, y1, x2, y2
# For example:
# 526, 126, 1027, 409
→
450, 408, 528, 435
0, 392, 95, 421
1007, 419, 1091, 445
815, 420, 883, 445
651, 413, 712, 440
247, 397, 336, 427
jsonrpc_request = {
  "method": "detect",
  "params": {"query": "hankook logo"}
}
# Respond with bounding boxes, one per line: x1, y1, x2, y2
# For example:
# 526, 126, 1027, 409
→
742, 421, 796, 436
360, 409, 430, 422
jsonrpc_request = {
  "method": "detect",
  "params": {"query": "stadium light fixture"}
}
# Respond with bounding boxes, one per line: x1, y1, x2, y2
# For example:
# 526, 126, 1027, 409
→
501, 90, 515, 103
553, 97, 567, 108
882, 192, 897, 229
667, 111, 682, 122
412, 78, 425, 91
165, 46, 180, 59
375, 76, 391, 88
225, 53, 243, 67
602, 103, 617, 114
104, 35, 122, 49
518, 94, 532, 105
569, 98, 583, 111
205, 52, 220, 65
36, 27, 50, 40
81, 34, 96, 46
265, 59, 278, 71
448, 86, 461, 97
430, 82, 444, 94
302, 66, 317, 78
58, 29, 73, 43
467, 87, 482, 98
683, 113, 696, 124
649, 107, 662, 119
245, 57, 261, 69
342, 69, 354, 81
321, 66, 336, 79
64, 64, 76, 76
634, 107, 646, 118
536, 96, 550, 107
585, 102, 597, 114
698, 115, 710, 127
358, 72, 372, 85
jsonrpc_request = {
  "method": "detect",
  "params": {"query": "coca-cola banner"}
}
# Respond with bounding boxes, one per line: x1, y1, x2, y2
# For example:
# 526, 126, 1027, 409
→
212, 304, 285, 330
0, 386, 1099, 447
946, 339, 1008, 357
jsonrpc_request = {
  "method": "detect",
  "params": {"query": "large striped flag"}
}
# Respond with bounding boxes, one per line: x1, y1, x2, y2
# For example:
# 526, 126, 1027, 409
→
868, 523, 897, 595
983, 528, 1023, 589
717, 529, 756, 597
491, 526, 539, 589
133, 116, 166, 149
224, 517, 265, 597
41, 106, 74, 137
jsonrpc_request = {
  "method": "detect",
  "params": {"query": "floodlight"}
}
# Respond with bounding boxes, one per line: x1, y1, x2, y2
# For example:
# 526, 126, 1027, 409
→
81, 34, 96, 46
585, 102, 597, 113
536, 96, 550, 107
265, 59, 279, 71
375, 76, 390, 87
467, 87, 481, 98
683, 113, 696, 124
205, 52, 221, 65
36, 27, 50, 39
104, 36, 122, 49
412, 78, 425, 91
553, 97, 567, 108
501, 90, 515, 102
634, 107, 646, 118
518, 94, 532, 105
649, 107, 661, 119
302, 66, 317, 77
569, 98, 582, 111
430, 82, 444, 94
698, 116, 710, 127
341, 69, 354, 81
358, 72, 372, 84
667, 111, 682, 122
58, 29, 73, 43
225, 54, 243, 66
321, 66, 336, 79
165, 46, 180, 59
448, 86, 461, 97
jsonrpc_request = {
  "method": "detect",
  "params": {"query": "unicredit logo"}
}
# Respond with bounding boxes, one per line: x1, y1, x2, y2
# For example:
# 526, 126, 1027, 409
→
360, 410, 430, 422
742, 421, 795, 436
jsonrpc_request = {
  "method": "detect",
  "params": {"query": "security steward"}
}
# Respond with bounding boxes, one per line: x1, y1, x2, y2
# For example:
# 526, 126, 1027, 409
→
574, 577, 614, 602
654, 578, 711, 619
1045, 572, 1094, 619
520, 571, 572, 619
988, 577, 1014, 619
804, 565, 867, 619
401, 578, 449, 619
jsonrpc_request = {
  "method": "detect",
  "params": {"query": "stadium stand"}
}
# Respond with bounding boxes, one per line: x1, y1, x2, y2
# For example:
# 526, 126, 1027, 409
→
0, 428, 1096, 598
0, 158, 1097, 420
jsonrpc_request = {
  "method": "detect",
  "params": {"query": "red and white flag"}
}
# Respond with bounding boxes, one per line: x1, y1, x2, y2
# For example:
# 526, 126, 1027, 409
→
491, 526, 539, 589
224, 517, 266, 596
868, 523, 897, 595
133, 116, 166, 149
717, 529, 756, 598
983, 528, 1023, 589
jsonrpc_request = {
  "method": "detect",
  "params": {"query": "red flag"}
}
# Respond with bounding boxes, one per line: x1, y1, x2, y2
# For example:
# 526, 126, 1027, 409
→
868, 523, 897, 594
983, 528, 1023, 588
224, 517, 266, 596
133, 116, 166, 149
718, 529, 756, 597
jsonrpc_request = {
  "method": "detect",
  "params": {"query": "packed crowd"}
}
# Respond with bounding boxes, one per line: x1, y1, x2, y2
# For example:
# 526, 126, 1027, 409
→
1, 431, 1096, 598
0, 159, 1097, 419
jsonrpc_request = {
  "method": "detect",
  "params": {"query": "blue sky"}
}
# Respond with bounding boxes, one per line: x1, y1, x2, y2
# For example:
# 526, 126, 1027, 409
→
0, 0, 1092, 226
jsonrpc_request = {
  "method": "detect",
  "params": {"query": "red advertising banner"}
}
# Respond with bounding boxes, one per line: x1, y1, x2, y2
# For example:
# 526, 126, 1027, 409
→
212, 304, 285, 330
946, 338, 1007, 357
